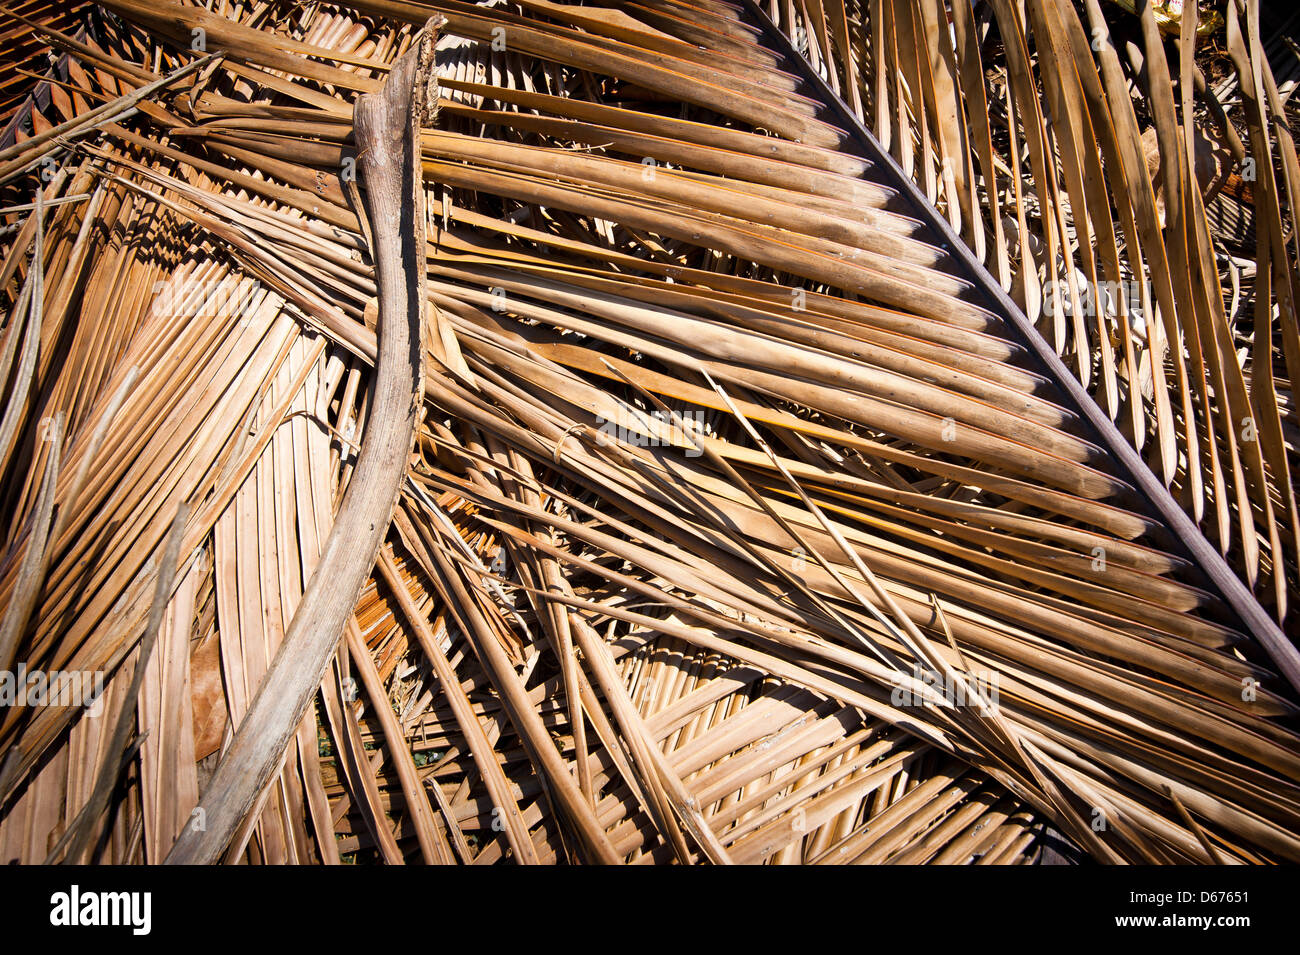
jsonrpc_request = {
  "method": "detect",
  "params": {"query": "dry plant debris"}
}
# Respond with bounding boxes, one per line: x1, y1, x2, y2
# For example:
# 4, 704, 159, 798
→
0, 0, 1296, 865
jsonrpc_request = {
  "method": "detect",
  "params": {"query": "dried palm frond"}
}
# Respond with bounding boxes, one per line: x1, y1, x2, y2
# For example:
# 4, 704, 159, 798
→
0, 0, 1297, 866
769, 0, 1300, 629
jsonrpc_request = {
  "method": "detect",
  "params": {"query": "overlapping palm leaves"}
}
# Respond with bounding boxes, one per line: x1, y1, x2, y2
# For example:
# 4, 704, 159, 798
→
0, 0, 1296, 865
